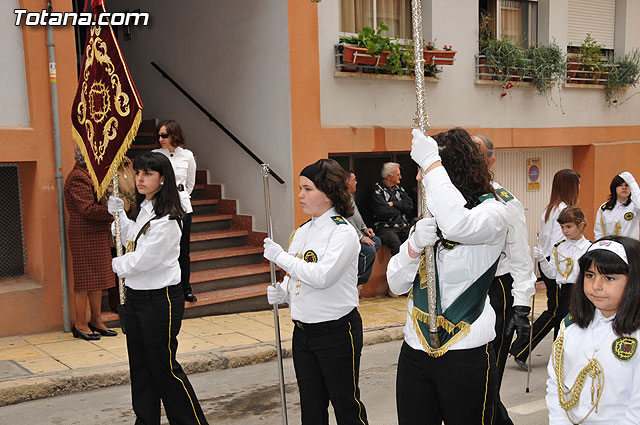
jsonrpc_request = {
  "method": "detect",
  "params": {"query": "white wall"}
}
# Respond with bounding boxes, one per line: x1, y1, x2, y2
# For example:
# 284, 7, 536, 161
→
0, 0, 29, 127
109, 0, 294, 242
318, 0, 640, 129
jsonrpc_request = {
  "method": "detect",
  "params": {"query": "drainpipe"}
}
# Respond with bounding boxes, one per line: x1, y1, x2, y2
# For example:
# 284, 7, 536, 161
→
46, 0, 71, 332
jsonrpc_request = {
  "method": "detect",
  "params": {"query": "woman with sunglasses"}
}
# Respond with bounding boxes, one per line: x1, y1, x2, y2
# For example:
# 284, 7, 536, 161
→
153, 120, 198, 303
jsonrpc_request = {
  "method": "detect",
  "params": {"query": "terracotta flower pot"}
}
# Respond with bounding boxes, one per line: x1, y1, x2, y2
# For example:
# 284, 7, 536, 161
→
566, 58, 583, 83
343, 44, 389, 66
423, 50, 457, 66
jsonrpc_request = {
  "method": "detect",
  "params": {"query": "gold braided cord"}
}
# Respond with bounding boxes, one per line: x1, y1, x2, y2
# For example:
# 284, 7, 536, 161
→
614, 222, 621, 236
553, 329, 605, 425
410, 307, 471, 358
553, 246, 574, 282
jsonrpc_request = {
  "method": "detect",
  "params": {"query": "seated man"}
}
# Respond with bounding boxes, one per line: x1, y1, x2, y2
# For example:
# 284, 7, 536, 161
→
346, 171, 381, 286
369, 162, 413, 256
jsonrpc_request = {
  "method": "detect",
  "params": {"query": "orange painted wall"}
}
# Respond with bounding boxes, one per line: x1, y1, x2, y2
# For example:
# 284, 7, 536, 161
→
0, 0, 78, 336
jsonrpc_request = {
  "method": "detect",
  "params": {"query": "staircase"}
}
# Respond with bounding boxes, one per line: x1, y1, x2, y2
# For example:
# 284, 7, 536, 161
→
102, 119, 278, 325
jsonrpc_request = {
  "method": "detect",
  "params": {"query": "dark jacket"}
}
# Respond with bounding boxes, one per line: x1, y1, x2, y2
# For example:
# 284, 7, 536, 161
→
369, 180, 413, 229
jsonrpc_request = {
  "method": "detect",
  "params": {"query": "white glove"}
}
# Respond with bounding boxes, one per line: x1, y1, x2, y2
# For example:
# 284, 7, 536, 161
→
263, 238, 284, 264
267, 284, 288, 305
619, 172, 639, 191
533, 246, 545, 261
410, 129, 441, 170
408, 217, 438, 253
107, 196, 125, 216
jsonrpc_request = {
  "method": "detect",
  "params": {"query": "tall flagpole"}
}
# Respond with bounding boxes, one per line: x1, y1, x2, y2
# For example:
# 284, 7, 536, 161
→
112, 171, 126, 333
262, 164, 288, 425
411, 0, 440, 348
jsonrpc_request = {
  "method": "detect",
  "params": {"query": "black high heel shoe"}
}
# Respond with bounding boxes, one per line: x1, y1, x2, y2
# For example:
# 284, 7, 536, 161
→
72, 326, 100, 341
88, 322, 118, 337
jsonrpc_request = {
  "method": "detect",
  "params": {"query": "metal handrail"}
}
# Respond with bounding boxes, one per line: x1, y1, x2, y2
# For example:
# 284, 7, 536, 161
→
151, 61, 285, 184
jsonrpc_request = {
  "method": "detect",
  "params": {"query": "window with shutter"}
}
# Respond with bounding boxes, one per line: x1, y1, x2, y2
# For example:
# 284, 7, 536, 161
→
567, 0, 616, 49
480, 0, 538, 48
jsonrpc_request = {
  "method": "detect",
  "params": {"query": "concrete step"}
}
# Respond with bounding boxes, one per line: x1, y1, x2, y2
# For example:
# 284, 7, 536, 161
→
191, 263, 277, 293
102, 282, 273, 327
190, 229, 248, 251
190, 213, 232, 233
191, 199, 219, 215
190, 246, 264, 272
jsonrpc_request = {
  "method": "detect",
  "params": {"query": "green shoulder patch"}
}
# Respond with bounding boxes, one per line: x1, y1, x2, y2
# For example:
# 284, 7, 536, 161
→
612, 336, 637, 361
495, 187, 514, 202
563, 314, 574, 328
625, 212, 635, 221
554, 240, 565, 248
477, 193, 496, 203
331, 216, 347, 225
600, 202, 607, 211
441, 239, 460, 250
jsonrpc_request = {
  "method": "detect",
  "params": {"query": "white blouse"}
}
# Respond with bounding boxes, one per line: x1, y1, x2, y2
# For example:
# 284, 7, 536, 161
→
387, 166, 508, 351
546, 310, 640, 424
538, 236, 592, 285
153, 147, 196, 214
111, 199, 182, 290
275, 207, 361, 323
539, 202, 568, 258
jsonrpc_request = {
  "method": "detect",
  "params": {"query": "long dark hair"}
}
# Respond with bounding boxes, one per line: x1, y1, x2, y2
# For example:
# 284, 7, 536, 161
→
432, 128, 495, 208
156, 119, 186, 147
131, 152, 185, 220
571, 235, 640, 336
306, 159, 354, 218
544, 169, 580, 221
603, 174, 631, 210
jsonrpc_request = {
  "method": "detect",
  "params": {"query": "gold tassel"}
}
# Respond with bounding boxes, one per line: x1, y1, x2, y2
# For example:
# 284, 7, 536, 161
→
411, 307, 471, 358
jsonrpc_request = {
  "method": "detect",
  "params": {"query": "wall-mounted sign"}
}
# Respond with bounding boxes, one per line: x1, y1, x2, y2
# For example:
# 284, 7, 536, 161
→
527, 158, 540, 191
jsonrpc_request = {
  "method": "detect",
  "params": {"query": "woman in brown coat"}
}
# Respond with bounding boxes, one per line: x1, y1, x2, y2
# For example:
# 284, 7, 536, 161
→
64, 146, 117, 340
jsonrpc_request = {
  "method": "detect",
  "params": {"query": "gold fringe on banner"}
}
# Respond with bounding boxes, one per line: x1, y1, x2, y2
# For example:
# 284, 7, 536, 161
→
411, 307, 471, 358
72, 109, 142, 200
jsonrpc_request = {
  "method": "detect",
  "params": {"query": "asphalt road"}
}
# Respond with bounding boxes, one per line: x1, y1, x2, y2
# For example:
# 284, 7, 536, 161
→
0, 334, 553, 425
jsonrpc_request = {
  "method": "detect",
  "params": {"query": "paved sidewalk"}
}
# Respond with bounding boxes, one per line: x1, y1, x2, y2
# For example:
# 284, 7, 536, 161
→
0, 290, 548, 406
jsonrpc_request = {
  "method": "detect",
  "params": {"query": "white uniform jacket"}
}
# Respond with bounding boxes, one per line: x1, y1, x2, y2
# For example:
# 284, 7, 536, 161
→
540, 202, 568, 259
492, 182, 536, 307
538, 236, 591, 285
594, 198, 640, 241
275, 207, 360, 323
111, 199, 182, 290
387, 166, 508, 351
546, 310, 640, 424
153, 147, 196, 214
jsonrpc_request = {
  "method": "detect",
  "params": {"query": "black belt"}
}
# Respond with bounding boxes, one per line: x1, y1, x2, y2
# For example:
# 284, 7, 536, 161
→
177, 184, 185, 191
125, 284, 181, 300
293, 308, 358, 332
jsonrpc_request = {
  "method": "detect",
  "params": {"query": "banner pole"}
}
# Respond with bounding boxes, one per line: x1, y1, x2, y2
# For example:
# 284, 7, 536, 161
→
262, 164, 288, 425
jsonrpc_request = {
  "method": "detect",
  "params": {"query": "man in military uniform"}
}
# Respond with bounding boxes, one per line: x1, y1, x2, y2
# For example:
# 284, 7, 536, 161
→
473, 134, 537, 425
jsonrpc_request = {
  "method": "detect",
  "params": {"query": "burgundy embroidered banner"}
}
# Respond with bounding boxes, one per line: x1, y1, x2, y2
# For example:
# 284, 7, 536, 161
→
71, 0, 143, 199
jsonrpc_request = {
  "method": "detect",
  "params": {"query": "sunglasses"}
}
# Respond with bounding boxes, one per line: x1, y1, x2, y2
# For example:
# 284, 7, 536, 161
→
158, 133, 170, 139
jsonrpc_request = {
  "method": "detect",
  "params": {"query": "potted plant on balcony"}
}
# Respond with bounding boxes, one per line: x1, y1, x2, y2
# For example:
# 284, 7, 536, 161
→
525, 43, 566, 96
576, 33, 606, 84
340, 22, 392, 66
482, 38, 526, 88
605, 49, 640, 106
423, 41, 457, 66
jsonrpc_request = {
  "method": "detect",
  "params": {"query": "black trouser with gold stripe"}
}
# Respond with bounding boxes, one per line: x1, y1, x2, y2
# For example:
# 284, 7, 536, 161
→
488, 274, 515, 425
510, 264, 573, 362
396, 342, 497, 425
124, 284, 208, 425
292, 308, 368, 425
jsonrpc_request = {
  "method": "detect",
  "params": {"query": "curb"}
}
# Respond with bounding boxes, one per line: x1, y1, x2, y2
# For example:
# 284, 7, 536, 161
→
0, 325, 404, 407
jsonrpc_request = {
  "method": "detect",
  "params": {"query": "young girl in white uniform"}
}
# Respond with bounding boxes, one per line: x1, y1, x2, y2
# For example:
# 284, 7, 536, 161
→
513, 207, 591, 368
387, 128, 508, 425
546, 236, 640, 424
108, 152, 208, 425
153, 119, 198, 302
263, 159, 368, 425
510, 169, 580, 369
594, 172, 640, 240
